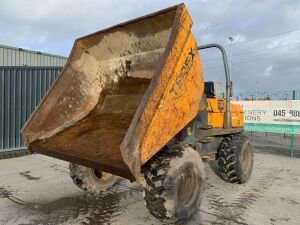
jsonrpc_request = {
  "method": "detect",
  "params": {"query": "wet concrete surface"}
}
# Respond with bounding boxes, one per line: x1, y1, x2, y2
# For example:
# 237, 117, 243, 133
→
0, 153, 299, 225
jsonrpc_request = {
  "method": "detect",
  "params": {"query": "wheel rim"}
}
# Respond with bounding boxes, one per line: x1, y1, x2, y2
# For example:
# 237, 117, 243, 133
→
92, 169, 114, 182
177, 166, 198, 208
92, 169, 103, 180
242, 142, 252, 174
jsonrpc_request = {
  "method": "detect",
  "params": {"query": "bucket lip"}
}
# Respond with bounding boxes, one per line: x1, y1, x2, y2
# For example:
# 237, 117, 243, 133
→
21, 3, 186, 142
75, 3, 185, 42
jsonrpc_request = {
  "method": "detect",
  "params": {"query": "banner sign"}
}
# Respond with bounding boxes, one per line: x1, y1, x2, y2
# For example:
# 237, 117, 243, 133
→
232, 100, 300, 134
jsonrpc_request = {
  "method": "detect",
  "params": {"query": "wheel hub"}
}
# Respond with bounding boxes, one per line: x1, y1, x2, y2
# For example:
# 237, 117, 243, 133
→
93, 169, 114, 183
177, 166, 198, 208
242, 142, 252, 174
93, 169, 103, 180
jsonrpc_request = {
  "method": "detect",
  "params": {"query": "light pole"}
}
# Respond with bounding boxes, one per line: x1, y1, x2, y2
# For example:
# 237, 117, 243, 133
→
228, 37, 234, 80
255, 81, 258, 100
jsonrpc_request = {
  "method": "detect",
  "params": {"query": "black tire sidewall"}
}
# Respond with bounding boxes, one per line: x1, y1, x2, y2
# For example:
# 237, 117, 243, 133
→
69, 163, 119, 193
236, 137, 254, 183
162, 148, 205, 221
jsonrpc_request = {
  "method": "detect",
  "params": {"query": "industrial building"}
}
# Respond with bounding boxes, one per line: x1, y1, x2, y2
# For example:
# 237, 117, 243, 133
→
0, 44, 67, 158
0, 44, 67, 67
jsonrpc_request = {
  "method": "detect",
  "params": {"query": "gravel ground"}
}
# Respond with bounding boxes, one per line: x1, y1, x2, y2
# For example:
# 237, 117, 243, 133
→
0, 153, 299, 225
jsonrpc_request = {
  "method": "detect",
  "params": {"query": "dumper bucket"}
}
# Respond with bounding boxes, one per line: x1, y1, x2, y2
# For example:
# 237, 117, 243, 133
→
21, 3, 204, 182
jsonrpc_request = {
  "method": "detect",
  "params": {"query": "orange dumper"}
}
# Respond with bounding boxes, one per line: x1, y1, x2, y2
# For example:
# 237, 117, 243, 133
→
22, 4, 254, 222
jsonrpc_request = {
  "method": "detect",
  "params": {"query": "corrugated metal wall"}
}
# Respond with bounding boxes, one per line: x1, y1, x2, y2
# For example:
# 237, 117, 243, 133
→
0, 67, 61, 153
0, 44, 67, 67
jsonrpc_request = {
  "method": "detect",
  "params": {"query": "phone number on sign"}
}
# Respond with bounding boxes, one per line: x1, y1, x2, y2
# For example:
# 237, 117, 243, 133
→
273, 110, 300, 117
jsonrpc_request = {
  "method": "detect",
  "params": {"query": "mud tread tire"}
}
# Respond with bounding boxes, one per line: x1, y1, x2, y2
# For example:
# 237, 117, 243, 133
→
142, 143, 205, 223
217, 134, 254, 184
69, 163, 119, 194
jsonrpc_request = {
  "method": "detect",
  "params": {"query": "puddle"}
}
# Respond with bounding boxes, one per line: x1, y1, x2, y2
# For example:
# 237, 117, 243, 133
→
0, 187, 27, 205
0, 187, 12, 198
19, 171, 41, 180
1, 181, 142, 225
27, 193, 124, 225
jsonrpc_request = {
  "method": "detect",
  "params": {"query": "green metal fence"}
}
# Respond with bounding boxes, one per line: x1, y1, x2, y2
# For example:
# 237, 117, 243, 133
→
234, 90, 300, 158
0, 67, 61, 157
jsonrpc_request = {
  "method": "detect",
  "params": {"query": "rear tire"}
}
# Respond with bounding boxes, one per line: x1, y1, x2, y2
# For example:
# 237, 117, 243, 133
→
217, 134, 254, 183
69, 163, 120, 193
142, 143, 205, 223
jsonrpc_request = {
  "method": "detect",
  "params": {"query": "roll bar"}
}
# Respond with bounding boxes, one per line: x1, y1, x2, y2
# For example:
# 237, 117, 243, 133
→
197, 44, 232, 128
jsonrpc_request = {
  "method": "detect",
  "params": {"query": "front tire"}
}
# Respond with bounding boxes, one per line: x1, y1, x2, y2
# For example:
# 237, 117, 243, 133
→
69, 163, 120, 194
142, 143, 205, 223
218, 134, 254, 183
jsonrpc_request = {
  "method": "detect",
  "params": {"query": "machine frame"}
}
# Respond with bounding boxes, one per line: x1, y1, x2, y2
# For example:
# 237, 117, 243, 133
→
179, 44, 244, 159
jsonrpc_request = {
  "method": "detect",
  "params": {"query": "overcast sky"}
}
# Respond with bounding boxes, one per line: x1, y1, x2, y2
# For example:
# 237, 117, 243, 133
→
0, 0, 299, 93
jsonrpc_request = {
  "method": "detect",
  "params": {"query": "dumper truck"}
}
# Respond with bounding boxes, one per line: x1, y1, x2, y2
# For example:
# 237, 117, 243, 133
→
21, 4, 254, 223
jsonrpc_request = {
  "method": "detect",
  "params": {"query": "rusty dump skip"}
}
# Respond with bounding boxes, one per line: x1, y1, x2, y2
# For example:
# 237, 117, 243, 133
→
21, 4, 204, 182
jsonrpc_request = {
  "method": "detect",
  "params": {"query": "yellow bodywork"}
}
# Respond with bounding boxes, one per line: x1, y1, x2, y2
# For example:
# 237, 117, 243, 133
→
120, 4, 204, 178
136, 15, 203, 164
21, 4, 204, 182
206, 98, 244, 128
21, 3, 244, 183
